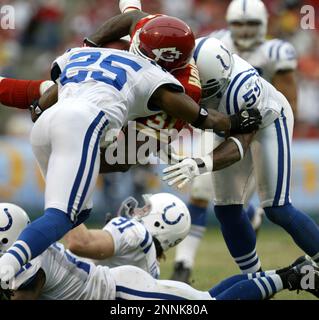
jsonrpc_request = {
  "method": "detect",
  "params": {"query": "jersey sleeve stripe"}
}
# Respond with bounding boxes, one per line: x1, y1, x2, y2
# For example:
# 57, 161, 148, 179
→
140, 229, 150, 247
233, 71, 259, 112
226, 68, 255, 114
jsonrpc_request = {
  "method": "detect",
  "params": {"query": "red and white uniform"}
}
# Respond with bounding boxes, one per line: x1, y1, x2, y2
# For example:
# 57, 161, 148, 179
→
131, 15, 202, 142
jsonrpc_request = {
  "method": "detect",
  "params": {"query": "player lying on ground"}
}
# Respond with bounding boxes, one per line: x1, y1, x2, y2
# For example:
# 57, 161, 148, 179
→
0, 45, 262, 285
64, 193, 191, 279
0, 203, 318, 300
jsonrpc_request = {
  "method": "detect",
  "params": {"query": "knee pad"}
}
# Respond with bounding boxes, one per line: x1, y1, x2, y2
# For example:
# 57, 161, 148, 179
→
191, 173, 214, 202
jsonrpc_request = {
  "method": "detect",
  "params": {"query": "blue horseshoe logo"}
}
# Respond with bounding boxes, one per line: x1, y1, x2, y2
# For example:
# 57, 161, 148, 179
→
162, 203, 184, 225
0, 208, 13, 231
216, 45, 232, 71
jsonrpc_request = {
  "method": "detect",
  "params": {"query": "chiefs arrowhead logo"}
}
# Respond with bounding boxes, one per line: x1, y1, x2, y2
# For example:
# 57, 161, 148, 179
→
152, 47, 183, 62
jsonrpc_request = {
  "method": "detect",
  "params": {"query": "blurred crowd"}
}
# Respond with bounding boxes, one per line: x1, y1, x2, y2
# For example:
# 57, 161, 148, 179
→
0, 0, 318, 136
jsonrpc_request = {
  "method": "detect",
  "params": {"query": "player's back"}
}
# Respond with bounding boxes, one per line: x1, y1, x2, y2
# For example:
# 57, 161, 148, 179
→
101, 217, 159, 278
53, 47, 183, 129
211, 30, 297, 82
12, 242, 116, 300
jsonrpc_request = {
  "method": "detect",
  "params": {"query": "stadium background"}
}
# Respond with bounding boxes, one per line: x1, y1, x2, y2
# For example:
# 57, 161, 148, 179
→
0, 0, 318, 299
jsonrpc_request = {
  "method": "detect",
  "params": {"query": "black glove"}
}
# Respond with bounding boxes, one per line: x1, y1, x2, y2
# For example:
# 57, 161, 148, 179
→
29, 100, 43, 123
230, 108, 262, 134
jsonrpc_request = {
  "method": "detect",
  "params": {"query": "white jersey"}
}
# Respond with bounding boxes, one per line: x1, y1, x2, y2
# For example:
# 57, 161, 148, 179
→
53, 47, 184, 130
101, 217, 160, 279
210, 30, 297, 82
11, 243, 116, 300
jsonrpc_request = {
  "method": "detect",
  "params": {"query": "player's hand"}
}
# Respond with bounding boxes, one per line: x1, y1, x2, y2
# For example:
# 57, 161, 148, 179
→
229, 108, 262, 134
162, 156, 213, 189
29, 100, 43, 123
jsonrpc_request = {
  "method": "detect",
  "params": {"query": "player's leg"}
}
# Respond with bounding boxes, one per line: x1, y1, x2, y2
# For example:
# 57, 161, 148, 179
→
171, 173, 213, 283
110, 265, 212, 300
0, 77, 53, 109
242, 176, 265, 233
0, 100, 108, 278
213, 135, 261, 273
252, 102, 319, 264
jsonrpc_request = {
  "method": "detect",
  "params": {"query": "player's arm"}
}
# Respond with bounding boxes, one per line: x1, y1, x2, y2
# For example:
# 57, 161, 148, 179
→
162, 131, 256, 188
64, 224, 115, 260
11, 269, 46, 300
272, 70, 298, 117
0, 78, 53, 109
86, 10, 148, 47
149, 85, 262, 133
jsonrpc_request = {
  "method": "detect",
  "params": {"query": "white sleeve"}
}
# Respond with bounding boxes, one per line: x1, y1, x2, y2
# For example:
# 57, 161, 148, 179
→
267, 40, 297, 72
103, 218, 151, 256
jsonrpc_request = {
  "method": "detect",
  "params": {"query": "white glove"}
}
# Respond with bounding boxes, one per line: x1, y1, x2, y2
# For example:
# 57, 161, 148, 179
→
162, 156, 213, 189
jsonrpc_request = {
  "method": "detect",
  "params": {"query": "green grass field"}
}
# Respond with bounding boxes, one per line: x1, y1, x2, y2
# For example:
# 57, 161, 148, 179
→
159, 226, 317, 300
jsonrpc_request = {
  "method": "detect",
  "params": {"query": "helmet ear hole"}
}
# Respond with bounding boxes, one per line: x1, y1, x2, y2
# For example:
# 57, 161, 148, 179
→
154, 221, 160, 227
1, 238, 8, 244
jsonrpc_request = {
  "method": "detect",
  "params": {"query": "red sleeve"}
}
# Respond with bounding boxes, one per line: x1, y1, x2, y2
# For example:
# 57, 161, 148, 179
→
0, 79, 44, 109
172, 61, 202, 104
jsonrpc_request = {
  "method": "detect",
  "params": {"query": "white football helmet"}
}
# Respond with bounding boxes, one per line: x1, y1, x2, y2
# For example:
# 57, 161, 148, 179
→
0, 203, 30, 256
195, 37, 233, 105
118, 193, 191, 251
226, 0, 268, 50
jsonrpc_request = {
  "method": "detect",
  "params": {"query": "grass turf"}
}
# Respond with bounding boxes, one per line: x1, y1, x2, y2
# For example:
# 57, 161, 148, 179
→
159, 226, 317, 300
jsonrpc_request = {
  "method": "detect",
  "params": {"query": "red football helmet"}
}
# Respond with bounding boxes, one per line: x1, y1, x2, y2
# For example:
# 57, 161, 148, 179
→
130, 16, 195, 72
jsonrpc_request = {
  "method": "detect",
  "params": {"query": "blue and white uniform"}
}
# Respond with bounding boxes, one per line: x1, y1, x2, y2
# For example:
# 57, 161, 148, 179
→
100, 217, 160, 279
30, 47, 183, 223
210, 30, 297, 82
194, 38, 294, 208
11, 242, 211, 300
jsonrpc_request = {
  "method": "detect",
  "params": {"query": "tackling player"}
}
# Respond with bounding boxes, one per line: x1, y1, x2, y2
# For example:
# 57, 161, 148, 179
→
162, 36, 319, 277
0, 45, 261, 284
171, 0, 299, 283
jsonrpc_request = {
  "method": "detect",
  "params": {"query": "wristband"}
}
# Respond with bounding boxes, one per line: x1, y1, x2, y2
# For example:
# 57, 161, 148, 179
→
228, 136, 244, 160
195, 155, 213, 173
191, 106, 208, 128
119, 0, 142, 13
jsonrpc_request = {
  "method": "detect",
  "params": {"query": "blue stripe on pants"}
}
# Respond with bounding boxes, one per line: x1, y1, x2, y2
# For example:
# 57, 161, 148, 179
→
67, 111, 107, 218
281, 110, 291, 205
273, 118, 284, 206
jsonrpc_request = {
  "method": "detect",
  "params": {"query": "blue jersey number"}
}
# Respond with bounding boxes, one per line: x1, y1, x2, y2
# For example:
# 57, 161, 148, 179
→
242, 79, 261, 108
60, 52, 142, 90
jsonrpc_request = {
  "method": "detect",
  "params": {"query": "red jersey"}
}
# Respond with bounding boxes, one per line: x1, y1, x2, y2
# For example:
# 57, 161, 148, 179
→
132, 15, 202, 141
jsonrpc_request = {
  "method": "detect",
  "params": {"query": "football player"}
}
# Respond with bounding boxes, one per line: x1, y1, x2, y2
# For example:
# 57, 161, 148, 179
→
163, 37, 319, 276
171, 0, 298, 283
1, 203, 318, 300
84, 0, 265, 283
64, 193, 192, 279
0, 45, 261, 283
